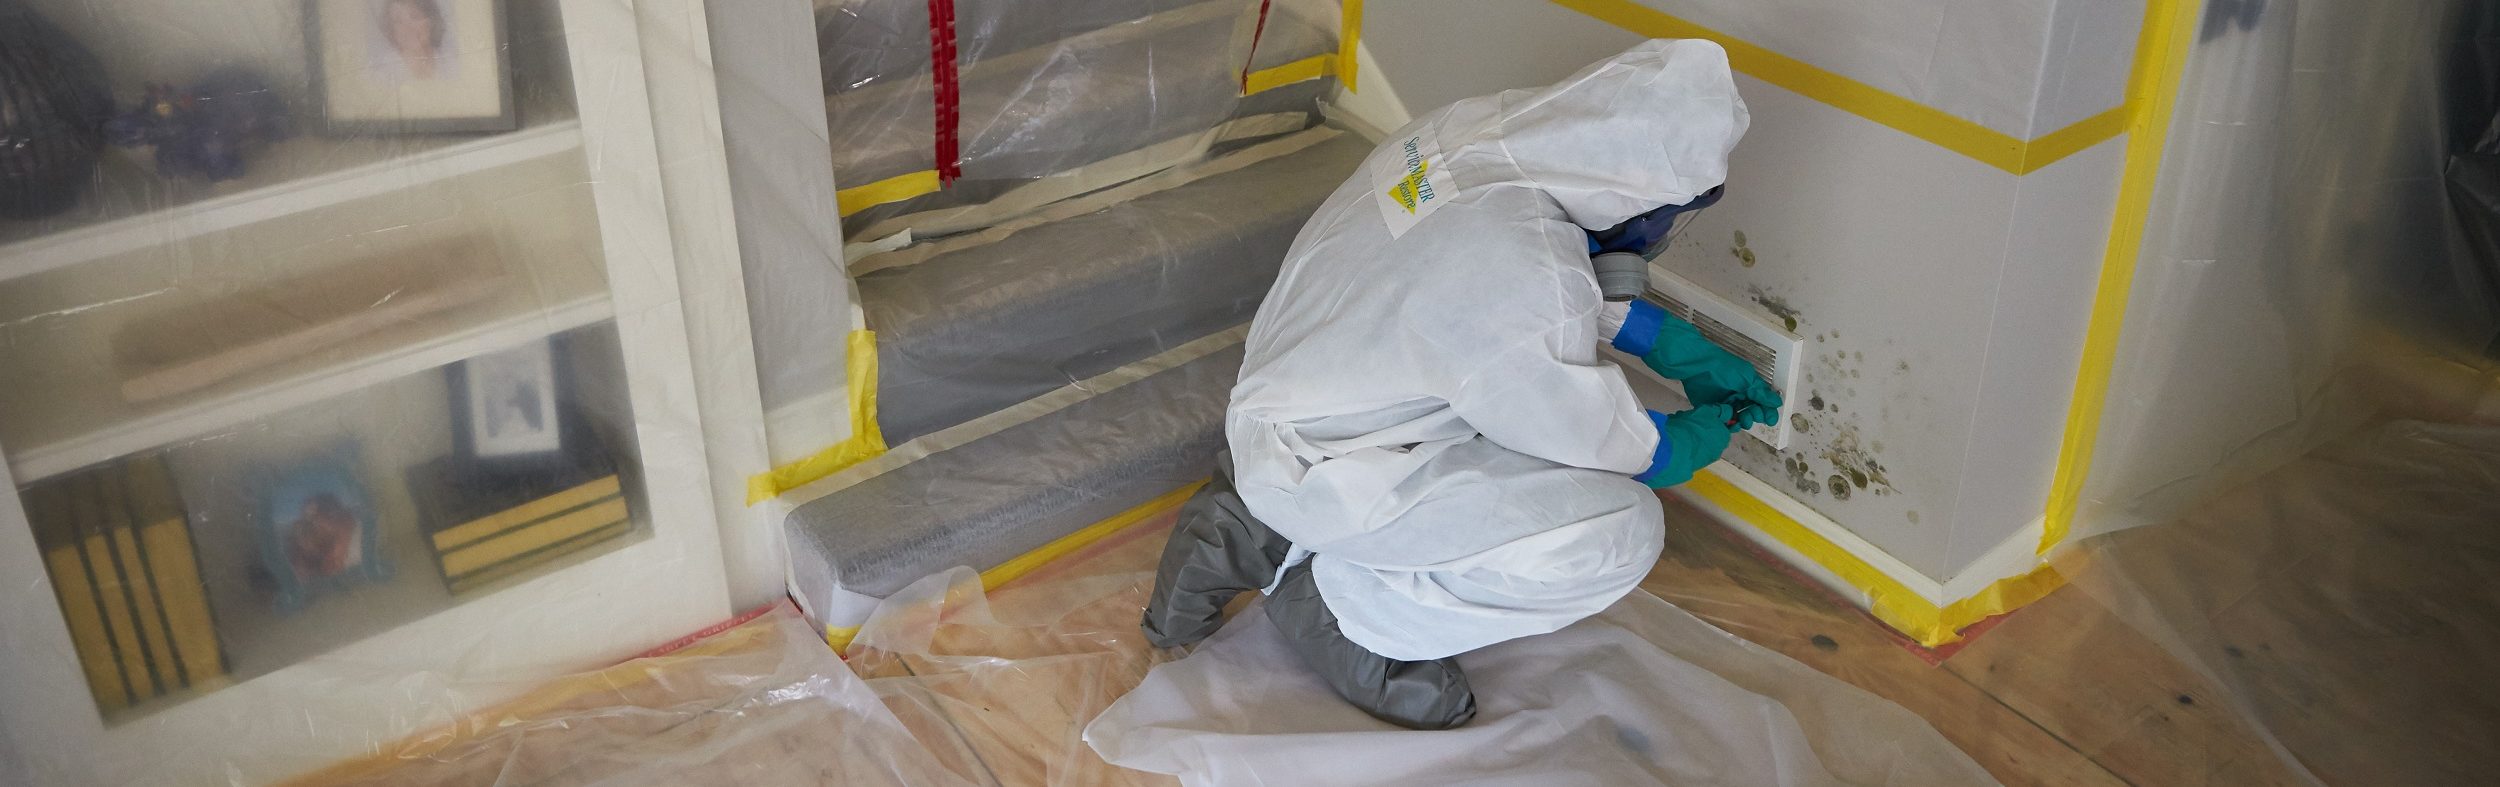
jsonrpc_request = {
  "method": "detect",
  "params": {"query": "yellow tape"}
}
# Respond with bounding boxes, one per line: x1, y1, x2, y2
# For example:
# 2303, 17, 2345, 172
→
980, 480, 1207, 591
825, 624, 861, 654
836, 170, 943, 217
1684, 470, 2064, 647
1242, 0, 1364, 95
1551, 0, 2126, 176
821, 480, 1201, 654
747, 330, 890, 504
2039, 0, 2198, 553
1245, 55, 1333, 95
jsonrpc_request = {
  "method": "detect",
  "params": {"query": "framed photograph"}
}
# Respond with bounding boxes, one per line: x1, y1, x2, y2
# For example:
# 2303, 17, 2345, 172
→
305, 0, 515, 133
256, 442, 389, 613
451, 339, 565, 463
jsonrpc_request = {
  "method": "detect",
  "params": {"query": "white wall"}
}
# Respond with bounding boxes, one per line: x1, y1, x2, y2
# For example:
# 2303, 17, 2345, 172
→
1364, 0, 2135, 585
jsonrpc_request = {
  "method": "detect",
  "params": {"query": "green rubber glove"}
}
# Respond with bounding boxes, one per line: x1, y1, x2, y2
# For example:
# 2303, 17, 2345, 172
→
1637, 404, 1736, 489
1641, 316, 1783, 430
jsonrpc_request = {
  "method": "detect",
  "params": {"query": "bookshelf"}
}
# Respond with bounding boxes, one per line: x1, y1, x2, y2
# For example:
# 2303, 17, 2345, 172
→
0, 0, 758, 782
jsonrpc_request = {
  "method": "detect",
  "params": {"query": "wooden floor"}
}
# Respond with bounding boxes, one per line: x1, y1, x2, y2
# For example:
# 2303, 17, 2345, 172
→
1637, 495, 2306, 787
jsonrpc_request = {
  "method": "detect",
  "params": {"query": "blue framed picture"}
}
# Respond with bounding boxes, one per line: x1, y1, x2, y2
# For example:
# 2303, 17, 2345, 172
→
256, 442, 390, 613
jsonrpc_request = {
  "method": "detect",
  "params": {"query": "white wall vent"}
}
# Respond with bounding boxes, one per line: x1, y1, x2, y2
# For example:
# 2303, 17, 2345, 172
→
1639, 264, 1807, 450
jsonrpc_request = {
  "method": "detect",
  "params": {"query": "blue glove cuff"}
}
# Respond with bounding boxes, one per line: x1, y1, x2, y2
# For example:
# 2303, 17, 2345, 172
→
1632, 409, 1675, 485
1612, 300, 1667, 357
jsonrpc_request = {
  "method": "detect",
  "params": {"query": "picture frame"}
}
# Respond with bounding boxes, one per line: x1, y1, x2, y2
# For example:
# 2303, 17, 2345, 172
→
255, 441, 390, 614
304, 0, 516, 134
448, 338, 568, 468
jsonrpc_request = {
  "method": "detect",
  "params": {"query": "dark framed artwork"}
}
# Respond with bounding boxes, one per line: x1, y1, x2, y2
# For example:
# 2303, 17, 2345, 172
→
304, 0, 516, 134
448, 338, 568, 470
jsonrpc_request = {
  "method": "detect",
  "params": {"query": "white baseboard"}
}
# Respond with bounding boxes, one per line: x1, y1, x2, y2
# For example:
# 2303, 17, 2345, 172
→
1674, 464, 2057, 620
1678, 464, 1949, 607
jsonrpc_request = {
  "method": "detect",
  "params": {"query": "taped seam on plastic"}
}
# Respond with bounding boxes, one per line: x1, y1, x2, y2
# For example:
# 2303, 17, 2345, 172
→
795, 325, 1253, 498
1242, 0, 1362, 95
1550, 0, 2129, 175
2039, 0, 2199, 553
855, 113, 1317, 242
747, 330, 887, 504
836, 170, 943, 217
824, 479, 1206, 654
849, 129, 1343, 276
1683, 470, 2066, 647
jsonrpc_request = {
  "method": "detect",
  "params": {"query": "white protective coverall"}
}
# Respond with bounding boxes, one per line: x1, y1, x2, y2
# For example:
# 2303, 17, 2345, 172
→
1227, 39, 1750, 662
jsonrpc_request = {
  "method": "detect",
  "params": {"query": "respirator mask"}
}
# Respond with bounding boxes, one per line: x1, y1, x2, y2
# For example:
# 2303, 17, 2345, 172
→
1585, 185, 1724, 302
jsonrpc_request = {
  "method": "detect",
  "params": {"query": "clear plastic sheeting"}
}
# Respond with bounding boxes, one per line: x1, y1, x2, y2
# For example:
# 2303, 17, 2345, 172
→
280, 605, 962, 786
860, 131, 1367, 443
816, 0, 1341, 208
1086, 589, 1993, 785
783, 130, 1371, 624
847, 564, 1174, 786
2076, 0, 2500, 537
786, 341, 1239, 622
2056, 0, 2500, 782
2070, 421, 2500, 785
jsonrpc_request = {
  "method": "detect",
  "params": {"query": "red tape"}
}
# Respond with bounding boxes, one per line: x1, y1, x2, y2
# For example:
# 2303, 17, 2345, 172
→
928, 0, 962, 183
1240, 0, 1275, 92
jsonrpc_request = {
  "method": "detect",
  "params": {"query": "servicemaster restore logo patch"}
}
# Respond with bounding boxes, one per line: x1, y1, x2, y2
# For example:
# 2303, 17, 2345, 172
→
1374, 134, 1452, 238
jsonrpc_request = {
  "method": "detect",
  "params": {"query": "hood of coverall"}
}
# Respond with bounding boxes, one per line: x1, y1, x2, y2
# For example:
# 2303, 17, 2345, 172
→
1465, 38, 1749, 232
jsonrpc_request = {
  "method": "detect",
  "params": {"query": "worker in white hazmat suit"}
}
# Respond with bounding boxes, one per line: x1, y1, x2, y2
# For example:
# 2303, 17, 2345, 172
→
1142, 39, 1782, 729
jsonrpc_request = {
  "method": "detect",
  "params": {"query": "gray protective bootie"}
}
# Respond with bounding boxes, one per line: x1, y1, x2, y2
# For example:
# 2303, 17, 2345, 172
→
1265, 562, 1479, 730
1140, 463, 1292, 648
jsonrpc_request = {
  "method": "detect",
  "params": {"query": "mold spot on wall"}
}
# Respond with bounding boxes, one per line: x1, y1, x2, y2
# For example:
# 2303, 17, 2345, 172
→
1729, 231, 1757, 267
1807, 393, 1826, 411
1783, 454, 1823, 495
1906, 510, 1921, 524
1791, 414, 1812, 433
1827, 476, 1852, 501
1819, 427, 1894, 497
1746, 286, 1801, 332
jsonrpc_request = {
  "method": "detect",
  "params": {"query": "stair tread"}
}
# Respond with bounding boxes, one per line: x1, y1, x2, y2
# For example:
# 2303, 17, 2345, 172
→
862, 133, 1370, 443
785, 344, 1243, 598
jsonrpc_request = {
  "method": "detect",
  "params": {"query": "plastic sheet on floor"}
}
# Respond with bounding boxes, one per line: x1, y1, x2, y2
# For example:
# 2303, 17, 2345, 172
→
1085, 593, 1992, 786
845, 563, 1176, 787
2065, 421, 2500, 785
282, 604, 961, 786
